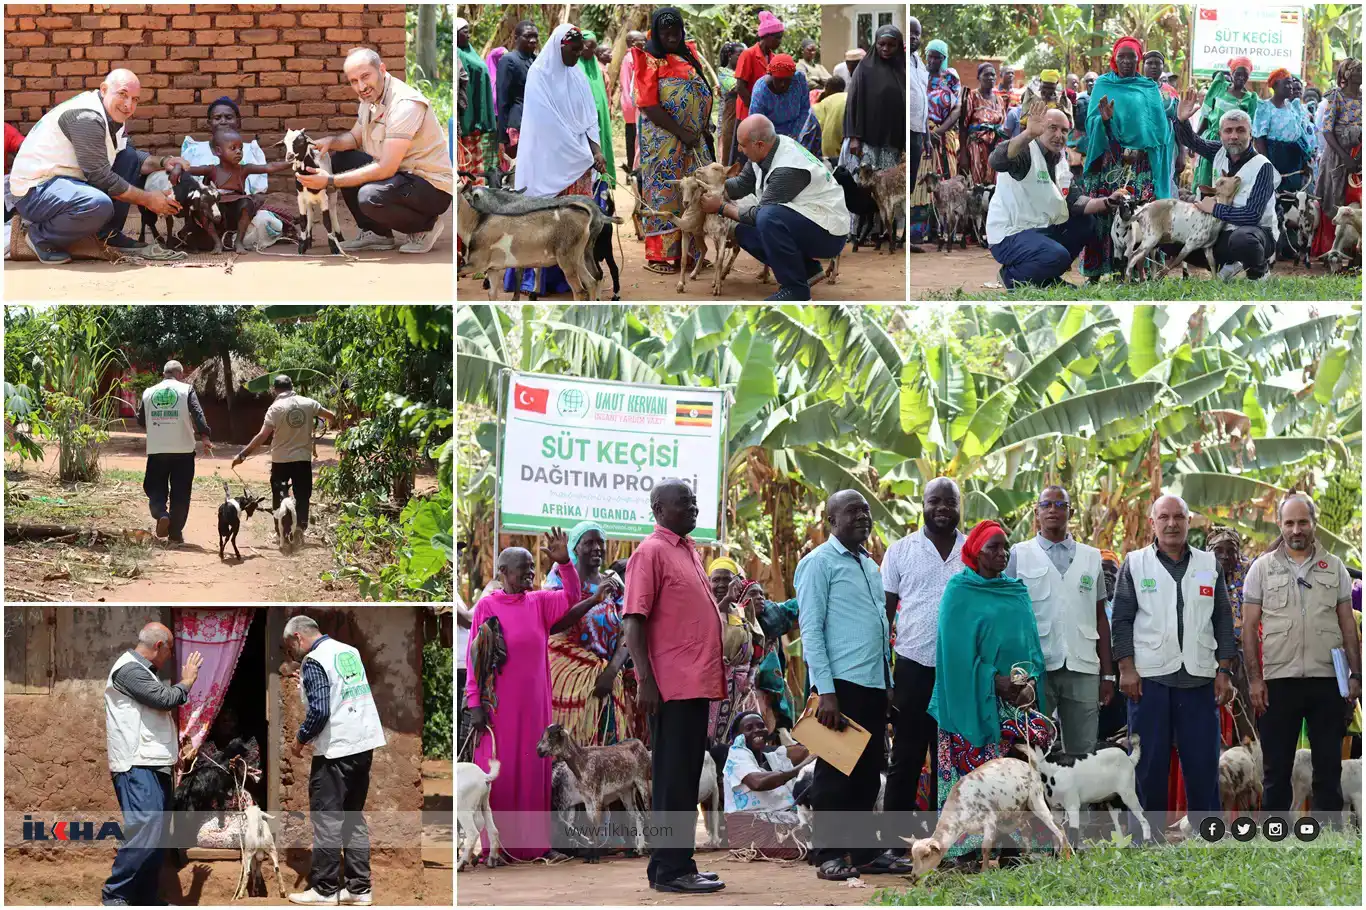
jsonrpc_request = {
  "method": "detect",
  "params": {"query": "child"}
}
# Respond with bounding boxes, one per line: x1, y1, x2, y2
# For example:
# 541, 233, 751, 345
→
172, 127, 290, 251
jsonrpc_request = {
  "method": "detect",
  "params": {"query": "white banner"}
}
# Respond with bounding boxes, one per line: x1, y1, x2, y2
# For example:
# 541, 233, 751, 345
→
499, 372, 728, 542
1191, 6, 1304, 79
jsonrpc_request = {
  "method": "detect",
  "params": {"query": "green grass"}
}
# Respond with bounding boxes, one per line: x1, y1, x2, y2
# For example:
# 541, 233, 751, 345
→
870, 829, 1362, 906
103, 468, 232, 492
923, 274, 1363, 302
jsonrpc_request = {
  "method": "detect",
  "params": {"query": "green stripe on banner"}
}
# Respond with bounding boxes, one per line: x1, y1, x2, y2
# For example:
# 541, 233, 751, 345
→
501, 513, 718, 542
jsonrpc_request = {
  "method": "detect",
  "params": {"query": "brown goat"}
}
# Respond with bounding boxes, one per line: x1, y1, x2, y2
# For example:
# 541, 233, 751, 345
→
456, 189, 604, 301
535, 723, 651, 861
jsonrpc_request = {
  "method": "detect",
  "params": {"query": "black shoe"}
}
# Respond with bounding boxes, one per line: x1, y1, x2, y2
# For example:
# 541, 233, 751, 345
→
100, 232, 148, 250
652, 873, 724, 893
25, 231, 72, 264
697, 872, 720, 881
765, 286, 812, 302
168, 534, 185, 545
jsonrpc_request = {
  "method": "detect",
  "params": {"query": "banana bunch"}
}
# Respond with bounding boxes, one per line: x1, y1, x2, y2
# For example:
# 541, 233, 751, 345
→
1320, 469, 1362, 535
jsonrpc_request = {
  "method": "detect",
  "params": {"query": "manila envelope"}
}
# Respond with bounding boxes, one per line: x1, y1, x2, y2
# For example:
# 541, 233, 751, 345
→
791, 693, 872, 776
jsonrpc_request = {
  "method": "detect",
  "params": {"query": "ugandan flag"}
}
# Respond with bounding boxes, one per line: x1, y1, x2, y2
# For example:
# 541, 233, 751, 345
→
1281, 10, 1298, 23
675, 400, 714, 427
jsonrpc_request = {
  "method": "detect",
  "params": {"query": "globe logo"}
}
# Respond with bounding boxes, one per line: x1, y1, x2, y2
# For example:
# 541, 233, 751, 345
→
557, 388, 589, 418
151, 387, 178, 409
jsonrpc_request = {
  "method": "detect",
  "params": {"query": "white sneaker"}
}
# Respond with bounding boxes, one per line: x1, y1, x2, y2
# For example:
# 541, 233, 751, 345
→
1217, 263, 1244, 281
338, 890, 373, 906
399, 219, 443, 254
288, 888, 339, 904
341, 230, 397, 252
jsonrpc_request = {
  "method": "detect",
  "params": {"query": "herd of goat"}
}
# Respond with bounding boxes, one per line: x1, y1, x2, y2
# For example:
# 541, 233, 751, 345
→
455, 158, 908, 301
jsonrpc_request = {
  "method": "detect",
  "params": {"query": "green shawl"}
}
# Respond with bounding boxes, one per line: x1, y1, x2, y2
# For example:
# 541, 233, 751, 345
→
456, 41, 495, 136
578, 34, 617, 186
1193, 72, 1261, 188
928, 568, 1049, 748
1084, 71, 1175, 199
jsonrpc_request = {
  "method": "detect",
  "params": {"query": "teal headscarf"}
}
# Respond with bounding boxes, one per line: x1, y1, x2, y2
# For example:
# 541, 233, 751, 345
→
577, 30, 617, 186
1083, 71, 1175, 199
566, 520, 605, 568
925, 39, 948, 59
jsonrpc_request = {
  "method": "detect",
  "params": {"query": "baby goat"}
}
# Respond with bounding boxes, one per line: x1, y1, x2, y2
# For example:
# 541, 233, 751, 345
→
218, 483, 265, 561
535, 723, 651, 861
282, 128, 347, 255
234, 804, 285, 899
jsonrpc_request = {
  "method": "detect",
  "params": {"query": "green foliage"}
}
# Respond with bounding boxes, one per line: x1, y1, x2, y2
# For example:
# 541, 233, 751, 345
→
926, 274, 1364, 302
422, 639, 453, 760
105, 304, 270, 369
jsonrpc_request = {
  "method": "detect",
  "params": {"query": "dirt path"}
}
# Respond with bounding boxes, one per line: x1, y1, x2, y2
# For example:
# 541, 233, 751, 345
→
457, 183, 906, 302
5, 197, 452, 303
456, 852, 892, 906
424, 759, 454, 871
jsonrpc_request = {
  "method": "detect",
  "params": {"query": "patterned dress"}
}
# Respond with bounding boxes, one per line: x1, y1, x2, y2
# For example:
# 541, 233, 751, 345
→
1078, 117, 1158, 278
910, 68, 961, 243
1311, 89, 1363, 255
959, 88, 1008, 185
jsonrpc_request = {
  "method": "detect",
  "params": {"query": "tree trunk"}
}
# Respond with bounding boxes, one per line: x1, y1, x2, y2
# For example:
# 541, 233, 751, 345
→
417, 4, 438, 81
481, 6, 523, 59
220, 353, 236, 444
605, 6, 650, 97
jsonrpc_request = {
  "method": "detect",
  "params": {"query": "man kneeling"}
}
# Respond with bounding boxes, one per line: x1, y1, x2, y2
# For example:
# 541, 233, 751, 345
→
699, 114, 850, 301
987, 104, 1121, 289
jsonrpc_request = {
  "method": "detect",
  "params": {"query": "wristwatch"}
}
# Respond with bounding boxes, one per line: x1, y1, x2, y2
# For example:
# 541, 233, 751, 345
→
1217, 667, 1234, 677
326, 174, 336, 190
1351, 672, 1362, 682
1102, 675, 1117, 682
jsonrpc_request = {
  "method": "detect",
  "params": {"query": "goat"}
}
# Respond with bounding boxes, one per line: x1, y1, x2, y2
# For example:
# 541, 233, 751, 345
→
833, 165, 878, 252
234, 804, 285, 899
1291, 749, 1362, 824
859, 161, 907, 253
281, 128, 346, 255
1122, 175, 1241, 279
921, 172, 969, 253
1219, 735, 1263, 814
1022, 738, 1150, 843
967, 183, 995, 250
271, 476, 299, 554
535, 723, 650, 861
1318, 202, 1362, 272
1276, 189, 1319, 268
698, 748, 722, 848
141, 170, 222, 252
218, 483, 265, 561
457, 736, 503, 871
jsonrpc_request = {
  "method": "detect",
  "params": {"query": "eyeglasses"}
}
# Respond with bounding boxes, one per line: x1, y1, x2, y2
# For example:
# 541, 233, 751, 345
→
1036, 500, 1071, 510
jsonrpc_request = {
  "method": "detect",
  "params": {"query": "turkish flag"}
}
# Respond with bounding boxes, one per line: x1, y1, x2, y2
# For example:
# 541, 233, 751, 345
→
1200, 585, 1214, 597
1198, 8, 1217, 19
513, 383, 548, 413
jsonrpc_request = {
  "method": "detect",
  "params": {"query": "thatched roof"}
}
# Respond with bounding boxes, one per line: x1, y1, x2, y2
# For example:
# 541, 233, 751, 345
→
186, 353, 271, 401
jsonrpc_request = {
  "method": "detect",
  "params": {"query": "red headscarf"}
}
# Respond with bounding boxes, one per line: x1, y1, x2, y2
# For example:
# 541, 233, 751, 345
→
1110, 36, 1143, 74
1229, 56, 1254, 76
1266, 67, 1291, 87
767, 53, 797, 78
961, 520, 1006, 572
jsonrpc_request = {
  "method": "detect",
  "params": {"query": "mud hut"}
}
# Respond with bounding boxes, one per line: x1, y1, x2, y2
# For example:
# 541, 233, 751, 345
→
186, 353, 273, 445
3, 606, 436, 905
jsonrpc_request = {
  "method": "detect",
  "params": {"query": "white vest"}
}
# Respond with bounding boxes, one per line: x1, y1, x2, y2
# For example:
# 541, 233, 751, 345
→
9, 90, 126, 197
301, 637, 387, 759
754, 135, 851, 236
1014, 538, 1104, 674
1212, 147, 1281, 239
986, 139, 1070, 245
104, 651, 178, 773
142, 379, 197, 455
1127, 546, 1220, 678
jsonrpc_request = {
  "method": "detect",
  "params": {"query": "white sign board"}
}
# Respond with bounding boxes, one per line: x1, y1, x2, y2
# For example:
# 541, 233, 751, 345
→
499, 372, 728, 542
1191, 6, 1304, 79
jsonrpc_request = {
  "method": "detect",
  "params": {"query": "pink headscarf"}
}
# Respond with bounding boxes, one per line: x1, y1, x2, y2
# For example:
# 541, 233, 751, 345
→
758, 10, 784, 37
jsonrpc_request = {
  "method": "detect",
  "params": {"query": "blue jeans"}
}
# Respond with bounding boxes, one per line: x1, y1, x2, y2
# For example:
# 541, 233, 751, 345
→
990, 213, 1096, 288
8, 147, 146, 249
102, 767, 172, 906
1126, 679, 1221, 840
734, 204, 847, 300
143, 453, 195, 539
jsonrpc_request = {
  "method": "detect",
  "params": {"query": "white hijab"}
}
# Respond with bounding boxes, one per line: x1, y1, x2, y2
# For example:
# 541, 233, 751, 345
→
515, 23, 599, 197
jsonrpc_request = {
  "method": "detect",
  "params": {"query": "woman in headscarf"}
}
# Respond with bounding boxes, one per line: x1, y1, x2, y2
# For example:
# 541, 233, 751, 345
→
544, 521, 644, 747
1310, 58, 1362, 258
1141, 49, 1186, 188
928, 520, 1054, 864
717, 41, 746, 166
633, 6, 716, 274
748, 54, 823, 157
733, 11, 786, 141
843, 24, 906, 175
1206, 526, 1252, 743
1193, 56, 1261, 189
706, 557, 765, 746
957, 61, 1009, 185
503, 23, 609, 297
796, 38, 832, 97
577, 30, 617, 188
465, 529, 617, 861
1017, 69, 1073, 133
1077, 36, 1175, 281
456, 18, 500, 183
1254, 68, 1315, 193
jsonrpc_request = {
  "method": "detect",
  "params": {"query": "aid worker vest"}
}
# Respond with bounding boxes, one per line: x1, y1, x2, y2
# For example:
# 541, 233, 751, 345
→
1212, 147, 1281, 240
302, 637, 387, 759
986, 139, 1070, 245
104, 651, 178, 773
1253, 546, 1346, 680
1127, 545, 1220, 678
753, 135, 851, 237
142, 379, 197, 455
1014, 538, 1104, 674
10, 90, 126, 197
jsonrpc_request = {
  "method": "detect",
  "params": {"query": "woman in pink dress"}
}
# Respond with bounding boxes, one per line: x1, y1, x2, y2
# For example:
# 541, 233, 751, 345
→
465, 528, 620, 862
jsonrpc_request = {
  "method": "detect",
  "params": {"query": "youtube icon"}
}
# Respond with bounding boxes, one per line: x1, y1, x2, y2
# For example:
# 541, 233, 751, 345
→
513, 383, 549, 414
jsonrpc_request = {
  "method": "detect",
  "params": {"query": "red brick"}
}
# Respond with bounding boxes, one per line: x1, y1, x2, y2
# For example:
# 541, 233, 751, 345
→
4, 78, 21, 94
257, 103, 295, 116
35, 16, 74, 28
28, 48, 69, 60
341, 12, 363, 27
158, 89, 196, 104
13, 62, 53, 77
133, 104, 169, 118
195, 30, 236, 45
3, 109, 21, 122
193, 5, 236, 12
326, 115, 354, 130
152, 31, 190, 45
154, 59, 194, 73
160, 5, 192, 13
360, 13, 380, 28
242, 117, 280, 131
214, 74, 255, 88
153, 118, 193, 133
220, 46, 256, 59
179, 74, 214, 89
198, 60, 239, 73
170, 104, 204, 118
298, 101, 335, 115
137, 73, 168, 88
380, 46, 405, 61
238, 4, 281, 11
126, 15, 167, 29
243, 59, 283, 72
369, 28, 406, 44
51, 4, 101, 11
169, 46, 210, 59
6, 5, 46, 14
105, 5, 151, 13
299, 72, 335, 85
259, 72, 300, 87
56, 61, 96, 76
260, 13, 297, 27
298, 43, 337, 57
87, 46, 129, 59
214, 15, 256, 28
138, 133, 171, 147
103, 30, 147, 44
286, 58, 326, 71
170, 15, 211, 29
30, 77, 68, 91
325, 28, 363, 42
299, 13, 339, 27
244, 87, 281, 101
123, 59, 151, 75
281, 28, 320, 42
7, 31, 48, 46
291, 116, 324, 130
380, 13, 406, 26
70, 48, 86, 60
338, 101, 358, 117
254, 45, 295, 58
9, 92, 50, 107
14, 16, 36, 30
285, 85, 325, 101
128, 46, 169, 60
51, 89, 82, 104
239, 29, 278, 44
325, 85, 356, 102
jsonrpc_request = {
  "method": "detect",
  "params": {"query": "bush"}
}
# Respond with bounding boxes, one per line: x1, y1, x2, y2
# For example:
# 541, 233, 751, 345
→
422, 639, 453, 760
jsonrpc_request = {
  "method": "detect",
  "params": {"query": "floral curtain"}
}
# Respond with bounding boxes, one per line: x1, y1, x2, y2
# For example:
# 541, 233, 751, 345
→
175, 608, 253, 765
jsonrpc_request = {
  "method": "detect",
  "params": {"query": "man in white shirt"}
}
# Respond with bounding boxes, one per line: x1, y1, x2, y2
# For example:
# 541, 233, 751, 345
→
907, 18, 929, 254
1005, 485, 1114, 753
139, 360, 214, 544
233, 375, 335, 543
881, 478, 966, 843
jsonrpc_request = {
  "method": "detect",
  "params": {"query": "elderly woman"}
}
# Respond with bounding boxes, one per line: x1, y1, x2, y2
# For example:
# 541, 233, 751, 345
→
797, 39, 832, 97
929, 520, 1054, 863
544, 521, 644, 746
1207, 527, 1253, 741
465, 528, 618, 862
1193, 57, 1261, 190
706, 557, 765, 745
456, 19, 499, 183
957, 61, 1008, 185
634, 7, 715, 274
1018, 69, 1073, 134
748, 55, 822, 157
909, 38, 960, 245
1078, 36, 1175, 281
843, 25, 906, 176
1310, 58, 1362, 258
1255, 69, 1315, 193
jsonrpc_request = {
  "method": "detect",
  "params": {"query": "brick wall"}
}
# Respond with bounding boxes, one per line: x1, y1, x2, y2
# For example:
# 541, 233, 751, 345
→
4, 4, 408, 194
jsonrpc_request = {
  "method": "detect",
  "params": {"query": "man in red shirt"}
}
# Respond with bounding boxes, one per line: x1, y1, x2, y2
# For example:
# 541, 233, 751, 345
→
624, 479, 726, 893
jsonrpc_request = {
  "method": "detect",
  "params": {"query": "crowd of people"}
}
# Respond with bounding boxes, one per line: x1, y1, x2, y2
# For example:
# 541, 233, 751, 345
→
909, 13, 1362, 288
454, 8, 908, 302
459, 478, 1362, 891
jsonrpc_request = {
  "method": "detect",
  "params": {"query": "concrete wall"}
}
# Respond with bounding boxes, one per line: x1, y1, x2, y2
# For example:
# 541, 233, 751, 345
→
819, 4, 905, 81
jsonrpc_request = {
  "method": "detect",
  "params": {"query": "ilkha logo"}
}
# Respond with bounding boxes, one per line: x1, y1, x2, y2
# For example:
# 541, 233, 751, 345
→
675, 400, 714, 427
23, 816, 124, 842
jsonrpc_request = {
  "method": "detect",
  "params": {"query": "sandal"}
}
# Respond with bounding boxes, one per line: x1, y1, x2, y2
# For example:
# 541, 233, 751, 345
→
858, 851, 914, 875
816, 858, 859, 881
645, 261, 679, 274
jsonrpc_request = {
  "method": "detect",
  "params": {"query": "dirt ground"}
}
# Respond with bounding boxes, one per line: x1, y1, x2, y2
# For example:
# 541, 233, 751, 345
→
424, 759, 455, 902
4, 196, 452, 303
456, 851, 895, 906
3, 432, 413, 602
457, 182, 907, 303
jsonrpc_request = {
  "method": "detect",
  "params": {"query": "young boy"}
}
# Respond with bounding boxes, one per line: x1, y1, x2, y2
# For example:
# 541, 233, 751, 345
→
172, 127, 291, 251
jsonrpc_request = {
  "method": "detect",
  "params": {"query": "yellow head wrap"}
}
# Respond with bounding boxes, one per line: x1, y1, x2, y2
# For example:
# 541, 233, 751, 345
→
1040, 69, 1061, 84
707, 557, 742, 576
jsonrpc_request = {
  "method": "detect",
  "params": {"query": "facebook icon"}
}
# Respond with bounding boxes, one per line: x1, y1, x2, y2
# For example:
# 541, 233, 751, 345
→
1199, 816, 1226, 842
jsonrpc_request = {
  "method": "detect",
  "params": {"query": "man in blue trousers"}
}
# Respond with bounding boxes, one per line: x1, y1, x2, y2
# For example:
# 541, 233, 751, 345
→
985, 103, 1121, 289
700, 114, 850, 301
102, 623, 202, 905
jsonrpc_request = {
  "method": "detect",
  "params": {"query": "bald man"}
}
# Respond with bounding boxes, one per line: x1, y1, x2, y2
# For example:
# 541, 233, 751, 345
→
699, 114, 850, 302
102, 623, 202, 905
297, 48, 453, 255
6, 68, 189, 264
